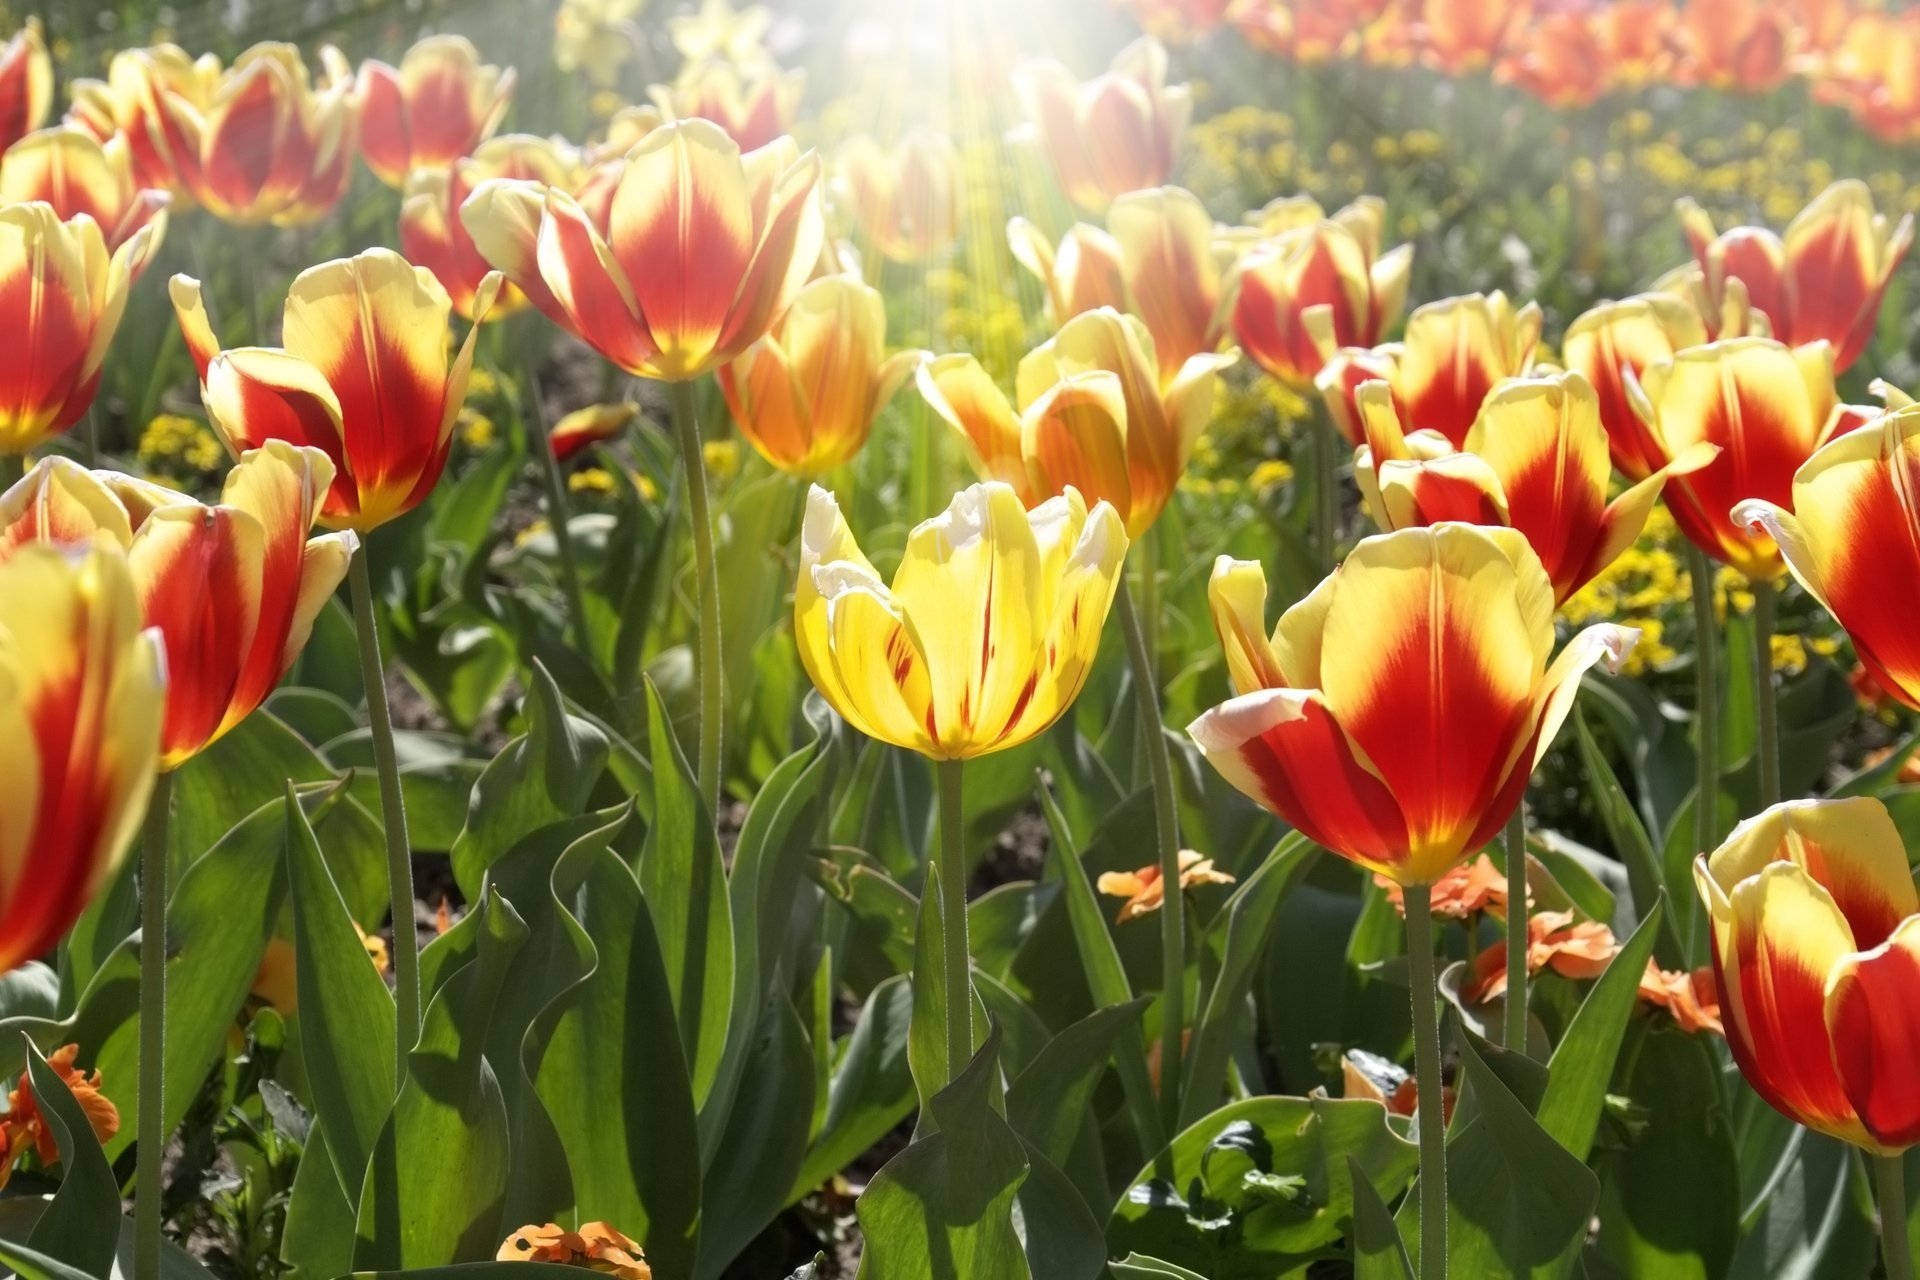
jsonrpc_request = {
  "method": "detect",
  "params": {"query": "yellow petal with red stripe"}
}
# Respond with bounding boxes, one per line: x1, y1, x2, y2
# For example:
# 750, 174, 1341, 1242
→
0, 457, 132, 560
1825, 913, 1920, 1150
917, 353, 1029, 492
1108, 185, 1225, 380
1021, 369, 1131, 523
1563, 294, 1708, 481
1207, 555, 1286, 695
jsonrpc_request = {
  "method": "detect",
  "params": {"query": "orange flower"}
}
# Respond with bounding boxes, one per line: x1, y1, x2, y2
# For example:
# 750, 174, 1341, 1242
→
1676, 0, 1792, 93
1341, 1049, 1455, 1125
0, 21, 50, 153
550, 403, 639, 463
356, 35, 515, 189
400, 133, 580, 322
1591, 1, 1681, 92
171, 248, 500, 534
1495, 11, 1607, 108
250, 937, 298, 1015
66, 44, 221, 196
1414, 0, 1527, 74
1637, 962, 1723, 1036
1561, 294, 1710, 481
1675, 181, 1913, 371
460, 119, 824, 384
1374, 853, 1518, 920
1812, 10, 1920, 145
0, 541, 163, 975
0, 125, 170, 270
1190, 529, 1635, 886
1228, 0, 1392, 63
1097, 849, 1236, 923
1011, 37, 1190, 216
649, 59, 803, 153
1467, 909, 1621, 1003
0, 446, 355, 768
0, 1045, 120, 1189
833, 130, 961, 264
498, 1222, 651, 1279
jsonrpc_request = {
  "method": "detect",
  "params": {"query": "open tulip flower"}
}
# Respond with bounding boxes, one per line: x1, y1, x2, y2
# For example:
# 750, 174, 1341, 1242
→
795, 482, 1127, 759
1412, 0, 1526, 74
357, 35, 515, 189
170, 247, 500, 533
1735, 402, 1920, 710
0, 126, 170, 270
1006, 219, 1129, 335
400, 133, 580, 321
1352, 370, 1718, 604
1190, 526, 1636, 885
1675, 180, 1914, 370
0, 202, 152, 457
1675, 0, 1793, 93
716, 274, 921, 476
1694, 796, 1920, 1152
1317, 290, 1542, 449
920, 307, 1234, 536
649, 59, 804, 154
1562, 293, 1710, 480
460, 118, 824, 383
1011, 37, 1190, 216
0, 444, 353, 768
0, 539, 163, 974
1627, 336, 1854, 581
1228, 0, 1391, 64
0, 22, 49, 154
1228, 194, 1412, 389
833, 130, 961, 264
66, 44, 221, 196
1814, 9, 1920, 145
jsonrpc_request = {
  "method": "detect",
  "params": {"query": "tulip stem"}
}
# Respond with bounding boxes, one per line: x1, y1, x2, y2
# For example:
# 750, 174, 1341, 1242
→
1116, 575, 1185, 1131
668, 379, 725, 816
1313, 403, 1339, 571
1502, 808, 1528, 1054
523, 360, 594, 665
934, 757, 973, 1082
1877, 1154, 1915, 1280
1751, 578, 1781, 809
135, 769, 175, 1280
1688, 545, 1722, 860
1404, 880, 1448, 1280
348, 544, 421, 1078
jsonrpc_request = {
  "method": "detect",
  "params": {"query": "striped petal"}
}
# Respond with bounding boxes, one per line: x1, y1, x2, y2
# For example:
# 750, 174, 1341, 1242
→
168, 273, 223, 381
1108, 186, 1224, 380
1395, 293, 1539, 446
533, 187, 657, 375
0, 204, 94, 452
201, 349, 351, 524
1021, 370, 1132, 530
1703, 797, 1917, 953
1001, 492, 1127, 748
918, 353, 1029, 491
714, 146, 825, 364
1562, 294, 1706, 479
0, 458, 131, 561
1315, 345, 1402, 447
1207, 555, 1286, 695
354, 59, 409, 187
459, 178, 570, 325
548, 402, 637, 463
1783, 180, 1889, 369
1464, 372, 1611, 602
1825, 914, 1920, 1149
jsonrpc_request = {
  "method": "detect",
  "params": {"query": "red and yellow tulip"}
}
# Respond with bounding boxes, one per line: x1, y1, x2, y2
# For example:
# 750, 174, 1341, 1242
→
0, 22, 49, 154
0, 444, 353, 768
549, 402, 639, 463
1676, 0, 1793, 93
1228, 0, 1391, 64
357, 35, 515, 189
459, 119, 824, 383
67, 44, 221, 196
0, 539, 163, 974
1011, 37, 1190, 216
1189, 526, 1635, 885
1695, 797, 1920, 1152
1413, 0, 1526, 74
0, 126, 169, 270
833, 130, 960, 264
649, 59, 803, 154
795, 482, 1127, 759
1561, 294, 1710, 481
171, 247, 500, 533
400, 133, 579, 322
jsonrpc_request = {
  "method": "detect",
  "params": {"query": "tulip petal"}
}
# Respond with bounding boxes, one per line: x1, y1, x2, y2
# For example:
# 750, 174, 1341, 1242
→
1021, 369, 1132, 523
1464, 372, 1611, 599
169, 273, 222, 381
355, 59, 409, 186
1783, 181, 1882, 367
535, 188, 656, 375
1825, 914, 1920, 1149
1207, 555, 1286, 694
202, 348, 352, 523
0, 458, 131, 560
917, 353, 1029, 491
1108, 186, 1222, 376
1006, 494, 1126, 747
0, 204, 93, 448
1563, 295, 1709, 481
1372, 453, 1509, 531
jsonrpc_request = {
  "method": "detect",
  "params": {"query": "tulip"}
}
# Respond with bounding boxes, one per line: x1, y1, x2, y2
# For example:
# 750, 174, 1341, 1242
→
833, 129, 961, 264
1414, 0, 1526, 73
459, 119, 825, 383
1353, 371, 1717, 604
1011, 37, 1190, 215
170, 247, 500, 533
1006, 219, 1128, 331
1676, 0, 1792, 93
1228, 195, 1412, 389
549, 402, 639, 463
1735, 402, 1920, 712
0, 444, 354, 767
357, 35, 515, 189
553, 0, 646, 89
0, 125, 170, 270
0, 22, 49, 154
1191, 528, 1635, 885
1228, 0, 1392, 64
1676, 181, 1913, 371
0, 538, 163, 974
1115, 0, 1233, 43
649, 60, 803, 154
0, 202, 153, 457
716, 274, 921, 476
1495, 12, 1607, 107
400, 133, 579, 322
66, 44, 221, 196
1813, 10, 1920, 145
1561, 294, 1709, 480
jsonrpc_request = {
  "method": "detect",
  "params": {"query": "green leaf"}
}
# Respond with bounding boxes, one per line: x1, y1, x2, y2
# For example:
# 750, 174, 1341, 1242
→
1109, 1255, 1209, 1280
353, 890, 526, 1269
1574, 712, 1685, 969
20, 1040, 118, 1278
1006, 998, 1149, 1169
1536, 900, 1664, 1161
280, 1124, 358, 1280
286, 786, 397, 1203
448, 662, 610, 899
1348, 1155, 1414, 1280
855, 1023, 1030, 1280
0, 1236, 94, 1280
1014, 1137, 1108, 1278
789, 974, 915, 1200
968, 882, 1059, 982
810, 847, 917, 974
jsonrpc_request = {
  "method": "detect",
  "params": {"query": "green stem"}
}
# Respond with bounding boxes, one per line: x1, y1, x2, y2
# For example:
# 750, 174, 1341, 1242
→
1876, 1154, 1914, 1280
1752, 578, 1781, 809
1687, 546, 1722, 855
1405, 881, 1448, 1280
522, 361, 594, 664
668, 379, 725, 816
1502, 808, 1529, 1054
134, 769, 175, 1280
1313, 401, 1339, 572
1116, 574, 1185, 1131
348, 544, 421, 1077
0, 451, 23, 488
934, 758, 973, 1082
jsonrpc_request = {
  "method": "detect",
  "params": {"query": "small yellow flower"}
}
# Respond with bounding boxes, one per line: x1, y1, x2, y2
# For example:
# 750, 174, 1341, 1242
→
702, 439, 738, 481
466, 366, 499, 401
460, 410, 496, 450
569, 467, 616, 494
633, 471, 660, 502
138, 414, 223, 472
1249, 458, 1294, 492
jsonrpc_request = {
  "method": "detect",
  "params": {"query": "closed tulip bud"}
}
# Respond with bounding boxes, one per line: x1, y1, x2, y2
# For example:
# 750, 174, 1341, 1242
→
717, 275, 920, 476
0, 539, 164, 973
1694, 797, 1920, 1152
0, 21, 50, 154
0, 444, 354, 767
170, 246, 501, 533
1229, 195, 1412, 389
357, 36, 516, 189
1314, 345, 1401, 446
0, 126, 169, 273
833, 130, 961, 264
460, 120, 825, 383
1190, 529, 1636, 886
1562, 294, 1709, 480
0, 202, 152, 456
1628, 337, 1849, 580
1676, 181, 1914, 371
400, 133, 580, 322
795, 482, 1127, 759
649, 60, 803, 154
1353, 371, 1719, 604
1012, 37, 1190, 216
549, 402, 639, 463
66, 44, 222, 196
